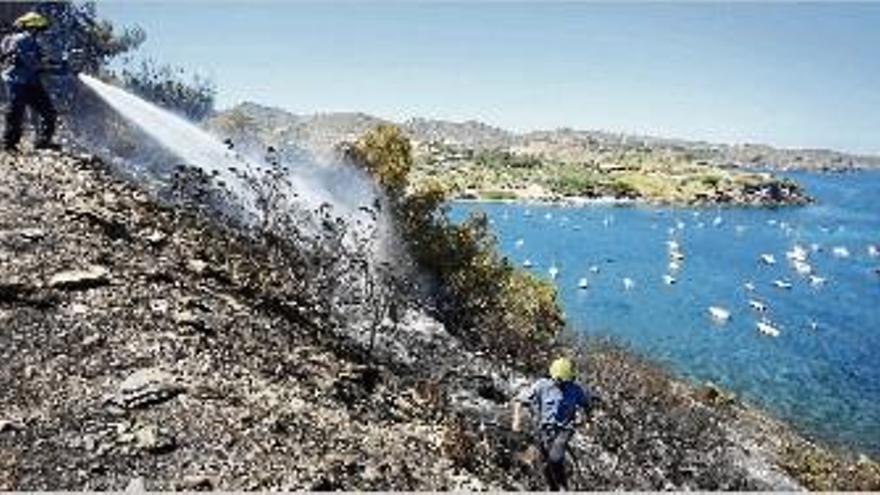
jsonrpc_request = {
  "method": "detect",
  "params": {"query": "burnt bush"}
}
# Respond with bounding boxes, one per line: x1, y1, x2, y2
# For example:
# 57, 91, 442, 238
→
342, 125, 563, 369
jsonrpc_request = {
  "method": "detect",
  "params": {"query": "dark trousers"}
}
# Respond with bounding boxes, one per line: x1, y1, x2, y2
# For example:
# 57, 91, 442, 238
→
537, 425, 574, 491
3, 80, 56, 149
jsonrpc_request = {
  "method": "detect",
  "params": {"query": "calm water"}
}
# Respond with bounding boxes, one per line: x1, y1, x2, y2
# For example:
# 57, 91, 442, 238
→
450, 171, 880, 455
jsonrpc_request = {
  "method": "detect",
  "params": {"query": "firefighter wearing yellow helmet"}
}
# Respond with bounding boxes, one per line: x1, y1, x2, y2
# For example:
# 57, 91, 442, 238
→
512, 356, 597, 490
1, 11, 58, 152
13, 12, 50, 30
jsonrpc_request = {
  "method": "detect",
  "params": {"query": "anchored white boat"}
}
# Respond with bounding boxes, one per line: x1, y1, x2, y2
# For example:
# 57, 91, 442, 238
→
809, 275, 827, 287
832, 246, 850, 258
662, 274, 676, 285
786, 245, 808, 262
622, 277, 635, 290
708, 306, 731, 323
548, 266, 559, 279
792, 260, 812, 276
757, 320, 781, 338
522, 259, 533, 268
748, 299, 768, 313
760, 253, 777, 265
577, 277, 589, 289
773, 279, 793, 290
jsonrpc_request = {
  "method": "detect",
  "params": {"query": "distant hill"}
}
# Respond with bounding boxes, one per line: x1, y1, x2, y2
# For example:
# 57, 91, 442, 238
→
209, 102, 880, 171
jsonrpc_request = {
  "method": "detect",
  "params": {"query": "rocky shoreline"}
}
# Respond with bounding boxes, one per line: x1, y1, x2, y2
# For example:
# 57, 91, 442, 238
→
412, 153, 812, 208
1, 149, 875, 490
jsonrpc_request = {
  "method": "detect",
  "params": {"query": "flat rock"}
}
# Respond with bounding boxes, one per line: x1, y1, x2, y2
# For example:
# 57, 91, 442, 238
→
186, 259, 208, 275
48, 265, 110, 291
174, 475, 214, 491
125, 477, 146, 493
113, 368, 185, 409
143, 230, 167, 246
134, 424, 176, 453
0, 418, 22, 433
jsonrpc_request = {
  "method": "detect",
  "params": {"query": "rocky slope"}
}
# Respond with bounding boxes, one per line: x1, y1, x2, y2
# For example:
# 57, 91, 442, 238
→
1, 148, 876, 490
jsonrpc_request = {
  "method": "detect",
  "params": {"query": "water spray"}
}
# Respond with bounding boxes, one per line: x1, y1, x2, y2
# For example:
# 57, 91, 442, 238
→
76, 73, 392, 262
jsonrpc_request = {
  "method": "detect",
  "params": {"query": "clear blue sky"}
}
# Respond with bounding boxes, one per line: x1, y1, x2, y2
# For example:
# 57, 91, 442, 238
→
98, 2, 880, 154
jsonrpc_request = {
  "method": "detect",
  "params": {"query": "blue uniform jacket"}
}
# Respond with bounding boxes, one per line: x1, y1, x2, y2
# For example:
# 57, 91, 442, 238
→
519, 377, 592, 430
1, 31, 44, 86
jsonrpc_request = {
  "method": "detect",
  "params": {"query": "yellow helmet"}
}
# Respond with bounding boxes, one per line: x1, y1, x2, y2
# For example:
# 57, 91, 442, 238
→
549, 357, 575, 381
14, 12, 50, 31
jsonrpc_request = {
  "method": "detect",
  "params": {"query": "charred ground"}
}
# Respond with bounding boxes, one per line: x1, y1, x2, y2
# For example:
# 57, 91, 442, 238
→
1, 149, 877, 490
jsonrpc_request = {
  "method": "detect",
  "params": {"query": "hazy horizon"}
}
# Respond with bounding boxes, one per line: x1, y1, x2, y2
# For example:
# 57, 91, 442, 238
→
99, 2, 880, 155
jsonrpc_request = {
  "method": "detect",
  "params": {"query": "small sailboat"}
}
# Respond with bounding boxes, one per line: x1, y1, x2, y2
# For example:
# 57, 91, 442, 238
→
522, 259, 533, 268
577, 277, 589, 289
712, 215, 723, 227
662, 274, 676, 285
748, 299, 768, 313
772, 279, 793, 290
757, 319, 781, 337
666, 240, 680, 251
669, 250, 685, 261
622, 277, 635, 290
786, 245, 808, 262
832, 246, 850, 258
809, 275, 826, 287
668, 260, 682, 272
708, 306, 731, 324
589, 265, 600, 274
744, 281, 756, 291
868, 245, 879, 258
514, 238, 525, 248
760, 254, 777, 265
792, 260, 812, 276
548, 265, 559, 279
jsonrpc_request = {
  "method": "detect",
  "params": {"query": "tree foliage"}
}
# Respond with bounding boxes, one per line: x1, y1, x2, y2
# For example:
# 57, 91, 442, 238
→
118, 59, 216, 121
346, 125, 564, 367
345, 125, 412, 196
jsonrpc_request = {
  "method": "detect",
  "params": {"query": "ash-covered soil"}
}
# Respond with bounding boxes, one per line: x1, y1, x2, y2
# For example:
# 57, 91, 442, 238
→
1, 149, 874, 490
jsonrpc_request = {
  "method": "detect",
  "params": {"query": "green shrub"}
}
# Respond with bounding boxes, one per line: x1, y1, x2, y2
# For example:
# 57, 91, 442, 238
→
347, 126, 564, 364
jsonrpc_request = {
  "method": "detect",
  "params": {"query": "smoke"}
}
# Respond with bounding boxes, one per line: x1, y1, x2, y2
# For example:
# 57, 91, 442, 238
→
77, 73, 393, 264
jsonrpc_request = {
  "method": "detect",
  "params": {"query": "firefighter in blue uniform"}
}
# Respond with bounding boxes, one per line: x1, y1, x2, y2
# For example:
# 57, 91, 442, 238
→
1, 12, 58, 152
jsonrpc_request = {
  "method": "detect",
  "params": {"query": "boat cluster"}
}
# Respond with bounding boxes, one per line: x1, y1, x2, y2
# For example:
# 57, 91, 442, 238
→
512, 209, 880, 340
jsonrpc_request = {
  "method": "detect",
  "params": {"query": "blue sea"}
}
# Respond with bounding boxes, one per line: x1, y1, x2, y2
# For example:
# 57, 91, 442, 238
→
450, 171, 880, 455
